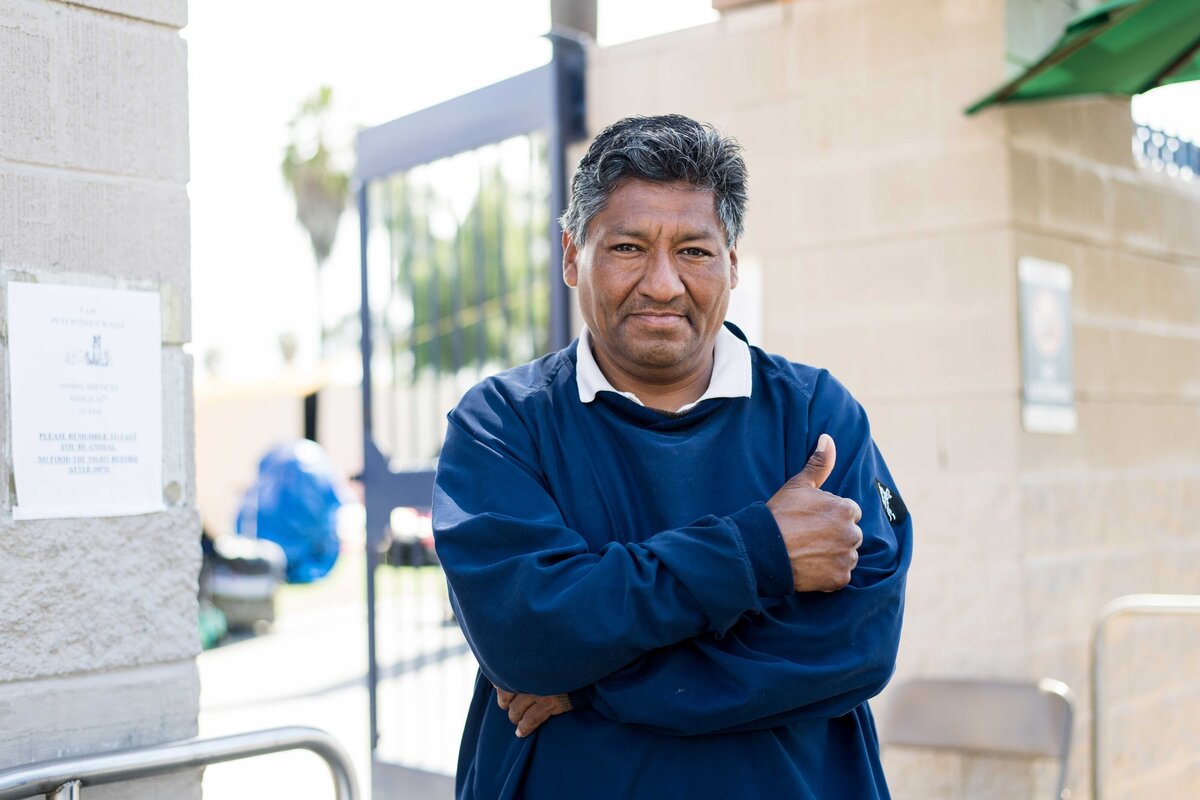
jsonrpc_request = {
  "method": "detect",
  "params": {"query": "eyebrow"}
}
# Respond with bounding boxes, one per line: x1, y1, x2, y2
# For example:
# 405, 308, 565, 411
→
610, 227, 721, 243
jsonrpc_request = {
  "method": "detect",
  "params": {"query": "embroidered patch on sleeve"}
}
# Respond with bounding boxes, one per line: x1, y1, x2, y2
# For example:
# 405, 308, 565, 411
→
874, 479, 908, 526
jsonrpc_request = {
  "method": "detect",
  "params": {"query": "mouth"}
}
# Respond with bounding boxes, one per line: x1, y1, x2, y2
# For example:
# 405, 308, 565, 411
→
628, 312, 688, 329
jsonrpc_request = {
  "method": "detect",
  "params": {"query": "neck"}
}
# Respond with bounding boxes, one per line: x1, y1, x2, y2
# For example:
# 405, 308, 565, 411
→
591, 345, 715, 412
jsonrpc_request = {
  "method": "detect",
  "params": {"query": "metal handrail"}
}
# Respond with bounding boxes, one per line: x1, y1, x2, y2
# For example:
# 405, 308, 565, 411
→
1090, 593, 1200, 800
0, 726, 359, 800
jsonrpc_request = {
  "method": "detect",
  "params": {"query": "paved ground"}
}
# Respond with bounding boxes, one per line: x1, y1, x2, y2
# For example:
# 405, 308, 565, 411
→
198, 554, 474, 800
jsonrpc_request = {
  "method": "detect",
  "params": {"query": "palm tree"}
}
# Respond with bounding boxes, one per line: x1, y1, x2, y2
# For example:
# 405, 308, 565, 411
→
281, 86, 350, 355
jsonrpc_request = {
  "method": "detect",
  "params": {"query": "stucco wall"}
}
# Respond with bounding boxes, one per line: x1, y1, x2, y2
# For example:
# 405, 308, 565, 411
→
585, 1, 1200, 797
0, 0, 199, 797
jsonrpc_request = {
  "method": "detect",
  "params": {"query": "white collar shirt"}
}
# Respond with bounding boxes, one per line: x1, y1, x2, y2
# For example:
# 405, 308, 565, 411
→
575, 324, 753, 414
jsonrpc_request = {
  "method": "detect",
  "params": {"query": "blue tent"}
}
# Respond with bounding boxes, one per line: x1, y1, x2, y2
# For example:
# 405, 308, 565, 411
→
236, 439, 346, 583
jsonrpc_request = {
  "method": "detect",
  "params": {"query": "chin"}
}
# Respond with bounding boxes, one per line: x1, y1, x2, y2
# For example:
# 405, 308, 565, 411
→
627, 339, 693, 369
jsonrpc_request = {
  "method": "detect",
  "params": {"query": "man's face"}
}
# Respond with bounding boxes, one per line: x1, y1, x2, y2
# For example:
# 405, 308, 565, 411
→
563, 178, 738, 388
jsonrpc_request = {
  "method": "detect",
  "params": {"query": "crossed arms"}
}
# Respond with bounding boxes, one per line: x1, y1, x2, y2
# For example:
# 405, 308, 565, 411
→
432, 371, 912, 740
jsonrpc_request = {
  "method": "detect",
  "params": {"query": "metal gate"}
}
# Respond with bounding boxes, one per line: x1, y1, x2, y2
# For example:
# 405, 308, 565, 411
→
354, 35, 585, 798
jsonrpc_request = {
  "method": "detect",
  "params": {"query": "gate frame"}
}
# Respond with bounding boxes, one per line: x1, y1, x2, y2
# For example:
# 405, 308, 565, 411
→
354, 32, 586, 794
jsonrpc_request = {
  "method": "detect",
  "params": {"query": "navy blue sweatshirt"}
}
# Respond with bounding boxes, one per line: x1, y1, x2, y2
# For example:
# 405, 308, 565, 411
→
433, 327, 912, 799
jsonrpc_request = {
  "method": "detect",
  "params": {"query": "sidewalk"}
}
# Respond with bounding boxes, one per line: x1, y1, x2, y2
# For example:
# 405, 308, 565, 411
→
198, 552, 473, 799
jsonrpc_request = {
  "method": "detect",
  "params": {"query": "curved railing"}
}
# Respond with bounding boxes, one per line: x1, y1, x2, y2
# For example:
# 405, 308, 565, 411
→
1090, 594, 1200, 800
0, 726, 359, 800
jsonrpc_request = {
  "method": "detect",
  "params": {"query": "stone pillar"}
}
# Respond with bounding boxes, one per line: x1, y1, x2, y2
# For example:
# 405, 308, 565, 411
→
0, 0, 199, 797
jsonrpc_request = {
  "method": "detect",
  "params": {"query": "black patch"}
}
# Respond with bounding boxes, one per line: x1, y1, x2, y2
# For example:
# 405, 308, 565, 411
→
874, 479, 908, 526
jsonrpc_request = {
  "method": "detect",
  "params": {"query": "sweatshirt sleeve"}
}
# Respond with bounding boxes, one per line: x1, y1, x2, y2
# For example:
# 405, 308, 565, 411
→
432, 381, 794, 697
576, 371, 913, 735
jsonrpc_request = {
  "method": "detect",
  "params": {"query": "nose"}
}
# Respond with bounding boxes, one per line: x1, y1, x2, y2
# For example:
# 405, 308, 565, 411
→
638, 248, 685, 303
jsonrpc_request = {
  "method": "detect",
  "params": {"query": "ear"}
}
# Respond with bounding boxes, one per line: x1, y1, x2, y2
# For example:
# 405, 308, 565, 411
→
728, 246, 739, 290
562, 231, 579, 288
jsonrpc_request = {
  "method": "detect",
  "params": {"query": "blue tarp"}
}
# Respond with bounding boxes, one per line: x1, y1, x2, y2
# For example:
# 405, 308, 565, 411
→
236, 439, 346, 584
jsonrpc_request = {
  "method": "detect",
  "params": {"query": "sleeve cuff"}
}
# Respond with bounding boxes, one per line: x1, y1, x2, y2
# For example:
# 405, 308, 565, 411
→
727, 501, 793, 598
567, 685, 595, 711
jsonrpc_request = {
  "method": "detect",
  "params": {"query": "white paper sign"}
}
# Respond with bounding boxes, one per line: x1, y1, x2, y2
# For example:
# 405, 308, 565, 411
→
8, 282, 164, 519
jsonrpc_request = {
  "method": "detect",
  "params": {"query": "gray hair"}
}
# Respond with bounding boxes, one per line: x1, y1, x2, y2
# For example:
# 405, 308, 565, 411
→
559, 114, 748, 247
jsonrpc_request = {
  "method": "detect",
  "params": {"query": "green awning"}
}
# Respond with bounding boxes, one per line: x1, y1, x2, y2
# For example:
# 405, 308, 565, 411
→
967, 0, 1200, 114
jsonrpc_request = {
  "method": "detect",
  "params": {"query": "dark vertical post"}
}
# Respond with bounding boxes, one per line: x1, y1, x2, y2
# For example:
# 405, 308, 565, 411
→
402, 181, 420, 464
303, 392, 318, 442
525, 140, 538, 358
473, 174, 490, 373
494, 163, 511, 365
450, 221, 465, 375
428, 187, 444, 412
358, 183, 382, 754
383, 183, 400, 456
547, 31, 587, 351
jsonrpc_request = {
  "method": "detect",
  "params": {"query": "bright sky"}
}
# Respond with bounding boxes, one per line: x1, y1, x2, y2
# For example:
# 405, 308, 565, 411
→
184, 0, 719, 383
184, 3, 1200, 384
1132, 81, 1200, 140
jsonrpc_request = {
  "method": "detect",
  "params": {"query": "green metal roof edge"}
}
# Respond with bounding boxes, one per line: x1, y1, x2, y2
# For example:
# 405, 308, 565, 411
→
1065, 0, 1140, 37
965, 0, 1150, 115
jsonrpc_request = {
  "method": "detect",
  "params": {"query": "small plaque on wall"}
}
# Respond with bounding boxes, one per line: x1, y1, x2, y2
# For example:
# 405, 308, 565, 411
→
1018, 257, 1076, 434
7, 282, 164, 519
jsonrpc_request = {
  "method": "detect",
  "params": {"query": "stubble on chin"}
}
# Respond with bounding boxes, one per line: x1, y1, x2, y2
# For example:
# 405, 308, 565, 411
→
629, 343, 683, 368
617, 328, 697, 370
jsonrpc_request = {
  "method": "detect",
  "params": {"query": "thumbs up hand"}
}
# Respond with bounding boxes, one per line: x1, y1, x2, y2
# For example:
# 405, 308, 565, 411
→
766, 434, 863, 592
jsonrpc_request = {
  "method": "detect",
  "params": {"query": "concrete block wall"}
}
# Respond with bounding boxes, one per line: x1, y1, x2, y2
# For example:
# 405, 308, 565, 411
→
0, 0, 199, 797
586, 0, 1199, 797
1005, 96, 1200, 798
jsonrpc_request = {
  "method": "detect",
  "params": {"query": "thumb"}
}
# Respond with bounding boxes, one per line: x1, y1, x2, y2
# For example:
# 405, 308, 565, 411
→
792, 434, 836, 489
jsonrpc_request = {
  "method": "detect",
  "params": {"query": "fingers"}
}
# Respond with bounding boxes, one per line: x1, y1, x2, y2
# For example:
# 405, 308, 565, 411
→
494, 686, 516, 710
772, 438, 870, 594
507, 693, 538, 727
844, 497, 862, 524
516, 700, 554, 738
818, 538, 859, 592
503, 692, 574, 737
792, 434, 836, 489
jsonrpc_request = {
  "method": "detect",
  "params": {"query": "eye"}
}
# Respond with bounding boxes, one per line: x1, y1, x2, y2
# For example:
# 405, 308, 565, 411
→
612, 243, 640, 253
680, 247, 711, 258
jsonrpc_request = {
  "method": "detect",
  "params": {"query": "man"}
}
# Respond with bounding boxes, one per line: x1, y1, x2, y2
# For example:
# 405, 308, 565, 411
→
433, 114, 912, 799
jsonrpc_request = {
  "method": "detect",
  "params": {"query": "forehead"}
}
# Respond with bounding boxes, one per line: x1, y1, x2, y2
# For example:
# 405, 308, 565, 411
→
590, 179, 722, 237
